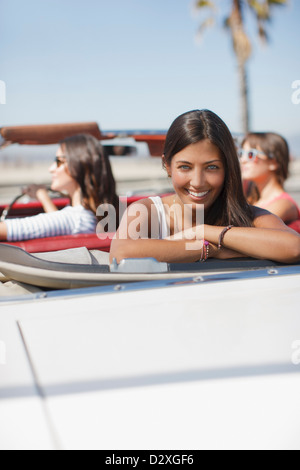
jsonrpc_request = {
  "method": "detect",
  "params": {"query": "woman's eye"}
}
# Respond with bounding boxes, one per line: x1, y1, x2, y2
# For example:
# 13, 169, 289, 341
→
207, 165, 219, 170
178, 165, 191, 170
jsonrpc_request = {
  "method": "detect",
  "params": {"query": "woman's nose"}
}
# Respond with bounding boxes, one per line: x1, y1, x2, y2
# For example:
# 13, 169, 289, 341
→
49, 162, 56, 173
239, 155, 249, 164
190, 169, 205, 189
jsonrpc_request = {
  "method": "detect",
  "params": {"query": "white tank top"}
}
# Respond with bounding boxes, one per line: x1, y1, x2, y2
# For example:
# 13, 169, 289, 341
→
148, 196, 169, 239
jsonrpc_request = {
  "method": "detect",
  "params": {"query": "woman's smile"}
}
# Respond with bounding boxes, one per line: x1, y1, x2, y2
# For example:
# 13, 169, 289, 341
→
185, 188, 211, 202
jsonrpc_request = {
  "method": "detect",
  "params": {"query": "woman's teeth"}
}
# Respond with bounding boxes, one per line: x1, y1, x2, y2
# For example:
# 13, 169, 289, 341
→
188, 190, 209, 198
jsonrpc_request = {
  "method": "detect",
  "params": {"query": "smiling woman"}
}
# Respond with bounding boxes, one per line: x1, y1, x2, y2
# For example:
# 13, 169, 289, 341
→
110, 109, 300, 265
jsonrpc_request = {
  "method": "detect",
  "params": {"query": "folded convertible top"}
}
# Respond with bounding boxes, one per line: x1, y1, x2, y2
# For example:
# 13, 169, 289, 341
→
0, 244, 286, 291
0, 122, 102, 146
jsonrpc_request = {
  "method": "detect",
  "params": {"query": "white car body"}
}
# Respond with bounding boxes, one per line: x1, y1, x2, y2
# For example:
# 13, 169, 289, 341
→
1, 259, 300, 450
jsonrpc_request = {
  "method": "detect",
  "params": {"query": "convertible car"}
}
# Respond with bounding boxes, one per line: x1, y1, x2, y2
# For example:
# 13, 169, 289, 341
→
0, 123, 299, 450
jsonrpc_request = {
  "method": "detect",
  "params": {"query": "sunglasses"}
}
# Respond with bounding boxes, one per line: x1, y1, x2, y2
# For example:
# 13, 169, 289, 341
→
55, 156, 67, 167
238, 148, 271, 163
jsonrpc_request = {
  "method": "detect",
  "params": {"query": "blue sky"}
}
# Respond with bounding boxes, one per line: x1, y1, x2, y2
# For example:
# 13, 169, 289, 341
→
1, 0, 300, 153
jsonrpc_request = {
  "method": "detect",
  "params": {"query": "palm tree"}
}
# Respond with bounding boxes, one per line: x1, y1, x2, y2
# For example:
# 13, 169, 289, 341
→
194, 0, 288, 133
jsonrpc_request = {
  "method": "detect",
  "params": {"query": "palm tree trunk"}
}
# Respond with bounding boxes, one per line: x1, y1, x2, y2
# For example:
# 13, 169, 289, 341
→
231, 0, 251, 134
237, 58, 250, 134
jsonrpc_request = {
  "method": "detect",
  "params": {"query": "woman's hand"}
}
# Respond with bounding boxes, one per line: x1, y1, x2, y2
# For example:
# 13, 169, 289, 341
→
22, 185, 58, 213
208, 242, 247, 260
22, 184, 48, 200
168, 223, 273, 260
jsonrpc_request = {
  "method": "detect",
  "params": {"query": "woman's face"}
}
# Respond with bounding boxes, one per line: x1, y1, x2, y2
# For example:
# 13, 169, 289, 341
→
166, 139, 225, 211
240, 140, 275, 182
49, 145, 79, 194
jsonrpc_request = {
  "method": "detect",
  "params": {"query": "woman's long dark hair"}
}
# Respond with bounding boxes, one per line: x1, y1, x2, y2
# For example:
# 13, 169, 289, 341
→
60, 134, 119, 222
163, 109, 254, 227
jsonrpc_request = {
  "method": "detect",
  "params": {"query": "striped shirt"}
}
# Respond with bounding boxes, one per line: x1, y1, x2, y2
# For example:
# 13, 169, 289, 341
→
4, 205, 97, 242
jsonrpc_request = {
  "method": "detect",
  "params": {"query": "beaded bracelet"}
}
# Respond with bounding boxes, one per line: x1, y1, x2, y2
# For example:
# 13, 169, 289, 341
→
218, 225, 234, 250
200, 240, 210, 262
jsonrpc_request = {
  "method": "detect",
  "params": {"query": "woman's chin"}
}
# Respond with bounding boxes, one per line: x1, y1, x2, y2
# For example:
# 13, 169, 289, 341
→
241, 168, 256, 180
51, 182, 60, 192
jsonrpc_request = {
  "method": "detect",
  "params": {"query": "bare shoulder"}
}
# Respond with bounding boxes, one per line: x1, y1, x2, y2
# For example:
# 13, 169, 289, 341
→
125, 196, 164, 222
160, 194, 176, 207
131, 197, 153, 207
251, 205, 292, 230
263, 198, 299, 224
117, 197, 155, 238
130, 194, 175, 210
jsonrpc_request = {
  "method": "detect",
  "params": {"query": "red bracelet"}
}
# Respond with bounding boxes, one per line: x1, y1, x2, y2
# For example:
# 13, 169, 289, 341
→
200, 240, 210, 262
218, 225, 234, 250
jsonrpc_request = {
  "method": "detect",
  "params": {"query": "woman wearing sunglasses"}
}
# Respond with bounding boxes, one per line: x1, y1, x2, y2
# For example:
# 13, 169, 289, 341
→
0, 134, 118, 241
239, 132, 300, 225
110, 110, 300, 265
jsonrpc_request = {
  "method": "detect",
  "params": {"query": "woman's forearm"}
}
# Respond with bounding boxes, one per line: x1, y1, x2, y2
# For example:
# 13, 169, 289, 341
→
204, 225, 300, 264
166, 222, 300, 263
0, 222, 8, 241
36, 189, 58, 213
110, 238, 205, 264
